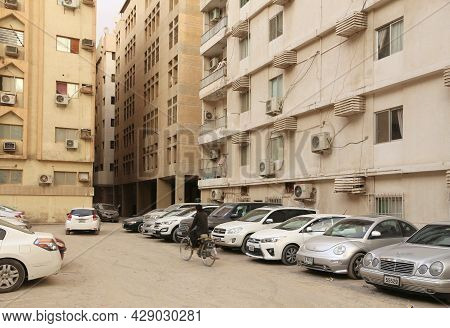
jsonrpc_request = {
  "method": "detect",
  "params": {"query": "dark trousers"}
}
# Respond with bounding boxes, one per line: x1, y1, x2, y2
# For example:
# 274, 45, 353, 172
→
189, 230, 200, 247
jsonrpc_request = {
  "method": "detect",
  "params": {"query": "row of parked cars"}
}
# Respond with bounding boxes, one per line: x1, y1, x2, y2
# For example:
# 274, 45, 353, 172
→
125, 202, 450, 301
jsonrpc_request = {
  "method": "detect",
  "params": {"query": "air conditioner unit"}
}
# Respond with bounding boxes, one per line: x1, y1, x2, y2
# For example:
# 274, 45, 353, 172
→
204, 111, 214, 121
4, 0, 19, 10
62, 0, 80, 9
0, 92, 16, 105
39, 174, 53, 185
80, 84, 93, 95
211, 189, 224, 201
209, 149, 219, 160
259, 159, 274, 177
80, 129, 92, 140
81, 0, 95, 6
81, 39, 95, 51
266, 98, 283, 116
209, 57, 219, 71
293, 184, 314, 200
66, 139, 79, 150
209, 8, 221, 23
311, 132, 331, 153
56, 94, 69, 106
3, 141, 16, 152
78, 172, 90, 182
5, 45, 19, 58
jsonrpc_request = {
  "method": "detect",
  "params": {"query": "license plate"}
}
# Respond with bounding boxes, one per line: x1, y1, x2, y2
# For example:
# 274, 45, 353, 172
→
248, 245, 255, 252
304, 257, 314, 265
384, 275, 400, 286
78, 220, 87, 223
213, 238, 221, 242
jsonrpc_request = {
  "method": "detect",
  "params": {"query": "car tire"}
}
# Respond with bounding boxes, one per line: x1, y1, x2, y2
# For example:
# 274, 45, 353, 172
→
137, 223, 144, 233
240, 234, 252, 254
171, 227, 180, 243
348, 252, 365, 279
281, 244, 299, 266
65, 230, 70, 235
94, 230, 100, 235
0, 259, 26, 294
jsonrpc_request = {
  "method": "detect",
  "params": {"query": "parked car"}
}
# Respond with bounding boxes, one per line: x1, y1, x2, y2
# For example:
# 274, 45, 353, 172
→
141, 208, 193, 236
151, 206, 218, 242
0, 205, 25, 220
296, 215, 417, 279
361, 222, 450, 299
0, 217, 30, 230
246, 214, 348, 265
0, 209, 31, 229
93, 203, 120, 223
65, 208, 101, 235
212, 206, 317, 253
0, 218, 65, 293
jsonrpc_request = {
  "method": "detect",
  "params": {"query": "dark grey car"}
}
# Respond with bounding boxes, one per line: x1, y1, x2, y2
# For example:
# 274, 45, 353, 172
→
94, 203, 120, 223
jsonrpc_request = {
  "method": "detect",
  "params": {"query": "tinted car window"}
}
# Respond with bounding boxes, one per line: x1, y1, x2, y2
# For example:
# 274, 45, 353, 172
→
210, 205, 234, 217
307, 217, 337, 232
71, 209, 94, 217
204, 207, 216, 215
231, 205, 248, 218
239, 209, 271, 222
266, 210, 288, 224
0, 229, 5, 240
372, 220, 403, 239
399, 221, 417, 237
407, 225, 450, 247
324, 219, 374, 238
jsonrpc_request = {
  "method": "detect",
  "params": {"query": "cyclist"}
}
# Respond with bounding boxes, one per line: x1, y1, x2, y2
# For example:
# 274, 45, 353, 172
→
188, 205, 209, 250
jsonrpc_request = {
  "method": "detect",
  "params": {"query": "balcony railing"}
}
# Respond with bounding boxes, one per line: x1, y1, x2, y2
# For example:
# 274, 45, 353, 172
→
200, 166, 226, 179
200, 67, 227, 90
201, 16, 228, 45
201, 115, 227, 134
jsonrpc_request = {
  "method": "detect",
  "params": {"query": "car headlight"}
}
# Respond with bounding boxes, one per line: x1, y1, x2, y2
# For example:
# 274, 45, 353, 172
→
227, 227, 243, 234
372, 258, 380, 267
333, 245, 346, 255
418, 264, 428, 275
429, 262, 444, 276
162, 220, 177, 225
128, 221, 137, 224
261, 237, 285, 243
363, 253, 373, 267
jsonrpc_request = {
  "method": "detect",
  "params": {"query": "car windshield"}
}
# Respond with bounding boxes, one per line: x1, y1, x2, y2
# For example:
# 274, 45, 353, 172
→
275, 217, 312, 231
0, 205, 17, 212
71, 209, 94, 217
99, 204, 116, 211
324, 219, 373, 238
238, 209, 270, 223
164, 205, 181, 212
407, 225, 450, 247
160, 209, 184, 218
210, 205, 234, 217
177, 208, 196, 216
0, 219, 33, 234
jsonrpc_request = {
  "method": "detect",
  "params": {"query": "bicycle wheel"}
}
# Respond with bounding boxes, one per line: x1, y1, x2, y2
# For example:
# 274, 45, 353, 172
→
200, 240, 217, 267
180, 237, 193, 261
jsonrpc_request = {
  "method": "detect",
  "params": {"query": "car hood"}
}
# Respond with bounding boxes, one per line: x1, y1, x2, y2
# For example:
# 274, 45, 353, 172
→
124, 217, 143, 223
101, 210, 118, 215
156, 215, 188, 223
305, 235, 361, 252
372, 243, 450, 262
215, 221, 258, 230
251, 228, 292, 239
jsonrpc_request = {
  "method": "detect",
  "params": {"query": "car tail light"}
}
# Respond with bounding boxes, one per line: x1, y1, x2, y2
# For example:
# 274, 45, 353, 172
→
34, 238, 58, 251
93, 214, 98, 221
15, 214, 21, 218
67, 213, 72, 221
55, 238, 66, 259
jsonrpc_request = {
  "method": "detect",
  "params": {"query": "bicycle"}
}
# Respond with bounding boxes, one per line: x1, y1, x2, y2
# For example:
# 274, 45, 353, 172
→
179, 234, 217, 267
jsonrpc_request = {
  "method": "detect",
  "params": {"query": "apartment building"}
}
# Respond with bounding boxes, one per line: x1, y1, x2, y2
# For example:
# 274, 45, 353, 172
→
198, 0, 450, 225
0, 0, 96, 223
94, 29, 116, 204
114, 0, 202, 216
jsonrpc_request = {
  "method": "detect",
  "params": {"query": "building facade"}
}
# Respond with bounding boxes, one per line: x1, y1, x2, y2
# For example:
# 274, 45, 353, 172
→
114, 0, 202, 216
0, 0, 96, 223
94, 29, 116, 204
198, 0, 450, 225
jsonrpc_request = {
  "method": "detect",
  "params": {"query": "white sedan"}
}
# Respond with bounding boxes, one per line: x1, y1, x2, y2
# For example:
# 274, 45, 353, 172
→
246, 214, 348, 265
0, 218, 65, 293
65, 208, 101, 235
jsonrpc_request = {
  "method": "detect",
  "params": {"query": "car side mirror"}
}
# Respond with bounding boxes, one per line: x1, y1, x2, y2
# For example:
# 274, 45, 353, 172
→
306, 227, 313, 232
265, 218, 274, 224
371, 231, 381, 238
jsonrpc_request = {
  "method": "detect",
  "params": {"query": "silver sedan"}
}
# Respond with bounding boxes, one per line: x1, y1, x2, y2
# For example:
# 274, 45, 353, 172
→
296, 215, 417, 279
361, 222, 450, 298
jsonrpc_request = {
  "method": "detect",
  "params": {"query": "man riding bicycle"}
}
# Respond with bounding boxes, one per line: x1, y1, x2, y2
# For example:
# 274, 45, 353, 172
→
188, 205, 209, 249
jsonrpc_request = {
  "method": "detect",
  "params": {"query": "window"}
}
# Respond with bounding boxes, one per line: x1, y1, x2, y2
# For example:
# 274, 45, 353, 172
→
240, 0, 249, 7
169, 16, 179, 49
240, 91, 250, 113
270, 136, 284, 161
266, 210, 288, 224
54, 172, 77, 186
169, 0, 179, 11
55, 128, 78, 143
0, 170, 22, 185
111, 74, 116, 83
56, 36, 79, 54
399, 221, 417, 237
168, 55, 178, 88
111, 96, 116, 105
111, 119, 115, 127
167, 96, 178, 126
0, 76, 24, 93
240, 145, 248, 166
110, 141, 115, 149
269, 75, 283, 98
0, 27, 24, 47
269, 12, 283, 41
239, 38, 248, 60
56, 81, 79, 98
374, 194, 403, 218
377, 18, 403, 60
375, 107, 403, 143
110, 163, 115, 172
371, 220, 403, 239
0, 124, 23, 140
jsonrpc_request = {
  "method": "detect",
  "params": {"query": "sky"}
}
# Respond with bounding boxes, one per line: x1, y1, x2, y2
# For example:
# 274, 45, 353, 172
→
96, 0, 124, 41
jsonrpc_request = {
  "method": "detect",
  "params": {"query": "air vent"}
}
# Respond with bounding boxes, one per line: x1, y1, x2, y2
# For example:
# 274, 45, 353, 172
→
232, 76, 250, 92
444, 66, 450, 87
81, 39, 95, 51
4, 0, 19, 10
3, 141, 16, 152
446, 170, 450, 188
273, 117, 297, 133
231, 132, 250, 145
231, 20, 249, 39
82, 0, 95, 6
273, 50, 297, 69
334, 96, 366, 117
80, 84, 93, 94
335, 176, 366, 194
272, 0, 293, 5
78, 172, 90, 182
336, 12, 368, 38
80, 129, 92, 140
5, 45, 19, 58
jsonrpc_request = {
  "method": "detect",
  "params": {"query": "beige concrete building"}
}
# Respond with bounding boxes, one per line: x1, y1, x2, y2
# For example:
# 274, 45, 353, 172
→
94, 29, 116, 204
114, 0, 202, 216
198, 0, 450, 225
0, 0, 96, 223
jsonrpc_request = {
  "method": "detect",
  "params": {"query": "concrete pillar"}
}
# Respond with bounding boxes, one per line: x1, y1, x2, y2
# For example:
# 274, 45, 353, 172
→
157, 179, 172, 209
175, 175, 185, 203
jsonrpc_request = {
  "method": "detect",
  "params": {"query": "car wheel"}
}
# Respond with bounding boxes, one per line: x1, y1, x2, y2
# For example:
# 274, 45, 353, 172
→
94, 230, 100, 235
348, 252, 365, 279
0, 259, 26, 294
137, 223, 144, 233
240, 234, 252, 254
65, 230, 70, 235
171, 227, 180, 243
281, 244, 299, 265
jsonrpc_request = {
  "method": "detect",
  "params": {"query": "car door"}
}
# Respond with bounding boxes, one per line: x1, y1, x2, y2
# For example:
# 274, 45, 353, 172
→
263, 210, 288, 228
366, 219, 404, 250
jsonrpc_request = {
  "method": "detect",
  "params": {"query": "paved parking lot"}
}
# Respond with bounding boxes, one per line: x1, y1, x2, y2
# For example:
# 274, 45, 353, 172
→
0, 223, 447, 308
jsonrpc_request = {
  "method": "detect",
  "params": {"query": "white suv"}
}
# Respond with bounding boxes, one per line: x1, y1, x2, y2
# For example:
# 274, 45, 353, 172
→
212, 206, 317, 253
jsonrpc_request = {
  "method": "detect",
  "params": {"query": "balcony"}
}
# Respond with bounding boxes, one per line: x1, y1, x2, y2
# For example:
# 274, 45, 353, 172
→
200, 0, 224, 12
201, 16, 228, 56
198, 115, 234, 145
199, 66, 227, 101
201, 115, 227, 135
200, 166, 226, 180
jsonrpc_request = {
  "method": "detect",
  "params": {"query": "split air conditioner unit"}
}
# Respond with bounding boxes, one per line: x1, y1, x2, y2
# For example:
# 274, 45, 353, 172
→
65, 139, 79, 150
293, 184, 314, 200
0, 92, 16, 105
39, 174, 53, 185
311, 132, 331, 153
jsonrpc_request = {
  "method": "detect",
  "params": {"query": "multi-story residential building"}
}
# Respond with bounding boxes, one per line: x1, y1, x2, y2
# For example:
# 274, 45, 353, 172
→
94, 29, 116, 204
198, 0, 450, 225
114, 0, 202, 216
0, 0, 96, 223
